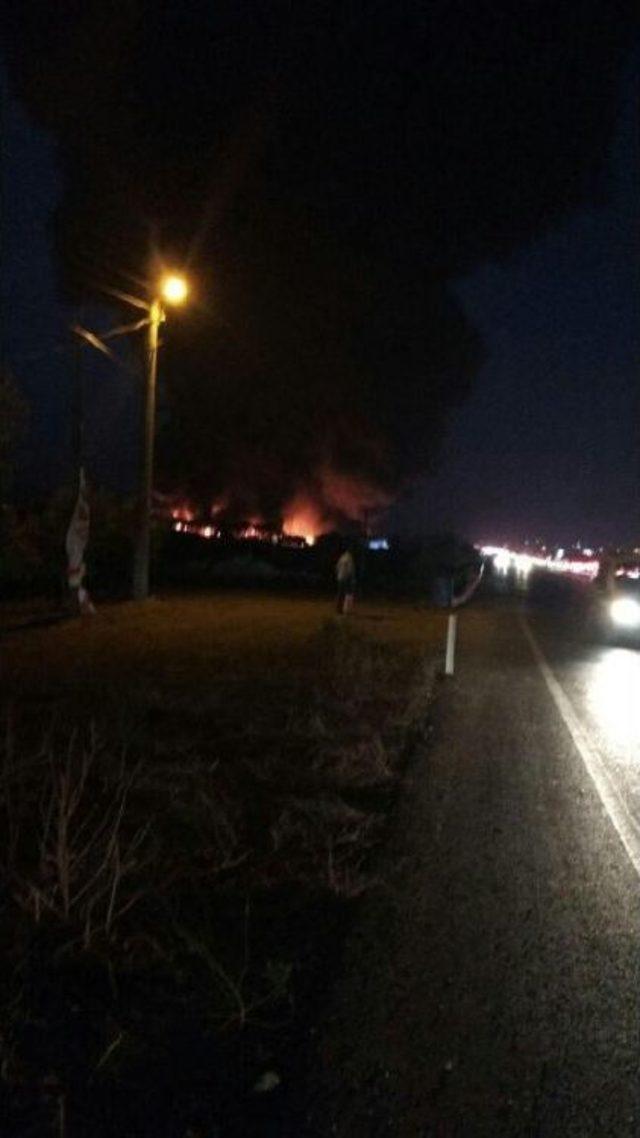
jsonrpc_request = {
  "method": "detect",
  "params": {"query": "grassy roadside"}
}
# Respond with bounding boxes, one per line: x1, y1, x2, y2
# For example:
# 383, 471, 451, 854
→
1, 593, 442, 1136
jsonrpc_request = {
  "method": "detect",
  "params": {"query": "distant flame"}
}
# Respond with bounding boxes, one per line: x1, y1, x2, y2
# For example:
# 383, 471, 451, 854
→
282, 496, 326, 545
282, 468, 391, 543
171, 505, 195, 522
171, 467, 391, 547
210, 497, 228, 518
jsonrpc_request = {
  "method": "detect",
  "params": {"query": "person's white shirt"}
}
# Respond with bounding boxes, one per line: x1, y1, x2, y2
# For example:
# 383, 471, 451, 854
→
336, 551, 355, 581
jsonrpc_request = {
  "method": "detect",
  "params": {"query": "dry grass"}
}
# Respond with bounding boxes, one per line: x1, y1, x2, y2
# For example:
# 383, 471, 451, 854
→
0, 591, 443, 1136
4, 591, 442, 708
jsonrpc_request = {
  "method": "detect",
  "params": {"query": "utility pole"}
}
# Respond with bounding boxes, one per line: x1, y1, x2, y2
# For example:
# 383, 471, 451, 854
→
72, 273, 188, 602
132, 299, 162, 600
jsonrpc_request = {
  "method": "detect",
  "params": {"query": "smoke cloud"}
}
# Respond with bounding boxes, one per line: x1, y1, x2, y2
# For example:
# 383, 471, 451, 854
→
4, 0, 635, 525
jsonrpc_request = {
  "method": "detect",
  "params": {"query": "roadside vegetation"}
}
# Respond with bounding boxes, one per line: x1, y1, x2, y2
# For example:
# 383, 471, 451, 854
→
1, 594, 438, 1136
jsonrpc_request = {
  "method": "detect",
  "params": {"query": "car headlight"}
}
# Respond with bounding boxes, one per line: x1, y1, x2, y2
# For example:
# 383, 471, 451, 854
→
609, 597, 640, 628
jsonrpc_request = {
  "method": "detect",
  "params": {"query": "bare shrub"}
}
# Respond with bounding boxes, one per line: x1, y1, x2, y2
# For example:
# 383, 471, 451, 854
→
173, 907, 294, 1033
315, 733, 393, 789
0, 723, 154, 949
0, 720, 250, 953
277, 624, 432, 794
269, 795, 384, 896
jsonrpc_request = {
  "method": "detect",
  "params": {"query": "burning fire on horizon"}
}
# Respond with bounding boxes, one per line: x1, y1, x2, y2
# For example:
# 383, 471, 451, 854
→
280, 469, 390, 543
161, 467, 392, 547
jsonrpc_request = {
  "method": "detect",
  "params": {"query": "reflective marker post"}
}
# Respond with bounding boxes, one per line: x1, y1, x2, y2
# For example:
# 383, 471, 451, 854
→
444, 611, 458, 675
441, 561, 484, 677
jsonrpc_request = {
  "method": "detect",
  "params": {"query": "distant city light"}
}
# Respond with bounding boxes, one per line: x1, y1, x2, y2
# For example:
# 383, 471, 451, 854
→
480, 542, 600, 581
514, 553, 533, 575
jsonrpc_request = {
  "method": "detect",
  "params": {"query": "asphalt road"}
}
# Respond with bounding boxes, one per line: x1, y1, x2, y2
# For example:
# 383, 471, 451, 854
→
304, 574, 640, 1136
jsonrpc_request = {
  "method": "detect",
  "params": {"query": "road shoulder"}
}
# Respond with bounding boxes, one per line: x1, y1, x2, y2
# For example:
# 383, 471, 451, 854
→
302, 606, 640, 1136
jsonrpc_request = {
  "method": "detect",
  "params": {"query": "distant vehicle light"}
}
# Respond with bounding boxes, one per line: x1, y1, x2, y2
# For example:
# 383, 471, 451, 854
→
368, 538, 389, 551
610, 597, 640, 629
494, 550, 511, 573
514, 553, 533, 575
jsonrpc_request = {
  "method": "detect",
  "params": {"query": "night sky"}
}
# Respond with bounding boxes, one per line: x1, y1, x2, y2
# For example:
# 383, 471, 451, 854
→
1, 62, 71, 494
0, 64, 140, 499
415, 46, 640, 547
2, 3, 638, 543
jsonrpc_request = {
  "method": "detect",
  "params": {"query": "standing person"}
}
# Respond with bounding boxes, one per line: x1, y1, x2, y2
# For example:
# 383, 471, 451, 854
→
335, 547, 356, 614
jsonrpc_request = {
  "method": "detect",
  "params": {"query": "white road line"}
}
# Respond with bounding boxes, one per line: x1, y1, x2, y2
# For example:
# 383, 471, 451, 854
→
520, 614, 640, 881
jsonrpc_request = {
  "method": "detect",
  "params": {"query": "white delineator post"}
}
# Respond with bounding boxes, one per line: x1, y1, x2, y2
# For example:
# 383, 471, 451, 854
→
442, 561, 485, 676
444, 611, 458, 675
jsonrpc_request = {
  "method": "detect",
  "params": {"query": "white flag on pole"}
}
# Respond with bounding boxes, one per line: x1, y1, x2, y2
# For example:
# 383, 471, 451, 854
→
66, 467, 95, 613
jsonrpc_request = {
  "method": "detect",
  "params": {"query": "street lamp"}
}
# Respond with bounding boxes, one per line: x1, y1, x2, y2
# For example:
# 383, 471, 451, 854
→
132, 273, 189, 600
72, 271, 189, 601
160, 274, 189, 306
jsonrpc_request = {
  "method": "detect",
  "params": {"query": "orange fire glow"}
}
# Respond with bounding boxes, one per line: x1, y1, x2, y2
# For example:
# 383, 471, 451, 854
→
282, 470, 391, 543
318, 467, 392, 519
210, 497, 228, 517
282, 496, 326, 545
171, 468, 391, 546
171, 505, 195, 522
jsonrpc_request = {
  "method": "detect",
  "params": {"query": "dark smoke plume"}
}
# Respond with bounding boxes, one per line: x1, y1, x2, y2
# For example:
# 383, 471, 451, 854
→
4, 1, 636, 523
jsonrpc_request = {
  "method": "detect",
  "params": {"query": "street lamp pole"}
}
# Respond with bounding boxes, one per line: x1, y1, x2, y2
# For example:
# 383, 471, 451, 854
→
131, 273, 188, 600
71, 272, 189, 603
132, 298, 163, 600
75, 273, 189, 605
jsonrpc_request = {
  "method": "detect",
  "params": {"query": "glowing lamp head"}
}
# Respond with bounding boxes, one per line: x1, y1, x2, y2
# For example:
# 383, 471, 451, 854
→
160, 274, 188, 306
609, 597, 640, 629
